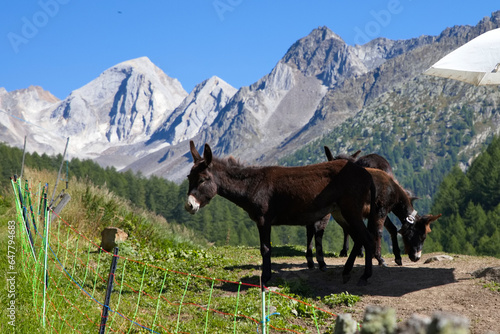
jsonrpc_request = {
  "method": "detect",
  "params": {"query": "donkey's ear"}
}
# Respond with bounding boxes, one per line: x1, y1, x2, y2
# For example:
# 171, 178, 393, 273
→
351, 150, 362, 159
424, 214, 442, 233
190, 141, 202, 162
324, 146, 334, 161
203, 143, 213, 166
429, 213, 442, 223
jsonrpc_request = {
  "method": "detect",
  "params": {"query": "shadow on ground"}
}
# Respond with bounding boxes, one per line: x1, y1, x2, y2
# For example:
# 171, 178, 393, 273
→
220, 260, 456, 298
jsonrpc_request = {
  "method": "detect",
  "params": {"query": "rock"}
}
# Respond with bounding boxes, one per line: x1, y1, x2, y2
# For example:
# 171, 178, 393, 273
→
427, 311, 470, 334
424, 255, 454, 264
333, 313, 358, 334
100, 227, 128, 252
360, 305, 396, 334
472, 266, 500, 283
395, 314, 431, 334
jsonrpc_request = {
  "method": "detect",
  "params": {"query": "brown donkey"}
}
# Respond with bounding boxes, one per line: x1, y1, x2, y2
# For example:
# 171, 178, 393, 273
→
185, 141, 378, 286
318, 146, 441, 267
306, 148, 398, 270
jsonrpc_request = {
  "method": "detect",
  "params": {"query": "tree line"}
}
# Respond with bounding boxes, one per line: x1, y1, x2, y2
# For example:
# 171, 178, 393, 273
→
1, 132, 498, 258
0, 143, 346, 252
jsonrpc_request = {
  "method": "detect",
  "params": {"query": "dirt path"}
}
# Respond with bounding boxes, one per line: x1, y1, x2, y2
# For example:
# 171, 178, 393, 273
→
271, 252, 500, 334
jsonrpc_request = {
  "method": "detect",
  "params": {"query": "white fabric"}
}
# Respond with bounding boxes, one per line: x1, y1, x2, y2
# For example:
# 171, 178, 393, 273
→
424, 28, 500, 86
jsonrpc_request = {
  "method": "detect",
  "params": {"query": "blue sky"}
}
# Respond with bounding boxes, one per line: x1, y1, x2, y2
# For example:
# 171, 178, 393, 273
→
1, 1, 499, 99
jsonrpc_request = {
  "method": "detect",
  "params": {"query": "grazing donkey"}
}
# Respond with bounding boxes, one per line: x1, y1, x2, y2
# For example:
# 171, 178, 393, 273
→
185, 141, 378, 286
307, 148, 397, 270
307, 146, 441, 270
328, 148, 398, 261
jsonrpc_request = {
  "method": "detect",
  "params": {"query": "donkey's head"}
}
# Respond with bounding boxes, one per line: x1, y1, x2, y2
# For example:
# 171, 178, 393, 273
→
324, 146, 361, 162
185, 141, 217, 214
399, 213, 442, 261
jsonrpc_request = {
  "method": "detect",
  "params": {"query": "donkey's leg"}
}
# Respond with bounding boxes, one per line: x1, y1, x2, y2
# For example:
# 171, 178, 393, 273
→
314, 215, 329, 271
373, 217, 387, 267
356, 210, 378, 286
358, 228, 375, 286
384, 217, 402, 265
258, 223, 273, 285
357, 239, 364, 257
332, 212, 356, 282
305, 224, 315, 269
342, 241, 362, 283
340, 226, 349, 257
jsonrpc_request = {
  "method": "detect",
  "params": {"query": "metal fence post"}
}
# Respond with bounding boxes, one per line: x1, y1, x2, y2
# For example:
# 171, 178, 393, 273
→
99, 247, 119, 334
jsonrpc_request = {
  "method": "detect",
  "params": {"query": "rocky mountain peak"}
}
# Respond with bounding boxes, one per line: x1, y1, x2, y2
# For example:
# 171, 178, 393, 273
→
0, 85, 59, 118
149, 75, 237, 146
281, 26, 368, 87
42, 57, 188, 153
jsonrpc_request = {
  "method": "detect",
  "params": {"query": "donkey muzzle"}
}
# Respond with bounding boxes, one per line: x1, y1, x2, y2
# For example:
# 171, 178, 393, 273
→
409, 250, 422, 262
185, 195, 201, 214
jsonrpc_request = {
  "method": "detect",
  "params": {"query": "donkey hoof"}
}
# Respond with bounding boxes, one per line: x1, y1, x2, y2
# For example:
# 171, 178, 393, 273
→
342, 274, 351, 284
395, 258, 402, 266
356, 278, 368, 286
307, 262, 315, 270
319, 265, 327, 272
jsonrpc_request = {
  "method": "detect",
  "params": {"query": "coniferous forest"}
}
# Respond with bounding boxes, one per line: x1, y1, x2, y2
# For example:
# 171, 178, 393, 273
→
425, 136, 500, 256
0, 136, 498, 258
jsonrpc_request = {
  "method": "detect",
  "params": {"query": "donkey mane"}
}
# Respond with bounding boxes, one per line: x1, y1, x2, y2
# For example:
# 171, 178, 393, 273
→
210, 157, 266, 188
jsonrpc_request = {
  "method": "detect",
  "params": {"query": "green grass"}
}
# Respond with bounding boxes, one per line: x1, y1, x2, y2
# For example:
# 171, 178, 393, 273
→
483, 281, 500, 293
323, 292, 361, 308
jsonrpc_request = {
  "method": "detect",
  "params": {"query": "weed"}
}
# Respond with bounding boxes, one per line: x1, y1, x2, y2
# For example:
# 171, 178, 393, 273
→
323, 292, 361, 307
483, 281, 500, 292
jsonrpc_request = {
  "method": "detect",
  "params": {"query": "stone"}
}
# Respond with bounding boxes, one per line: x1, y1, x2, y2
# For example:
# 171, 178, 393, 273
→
100, 227, 128, 252
427, 311, 470, 334
472, 266, 500, 283
424, 255, 454, 264
395, 313, 431, 334
360, 305, 396, 334
333, 313, 358, 334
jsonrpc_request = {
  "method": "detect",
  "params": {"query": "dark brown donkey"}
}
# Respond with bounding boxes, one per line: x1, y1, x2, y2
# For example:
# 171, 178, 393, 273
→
311, 146, 441, 268
185, 141, 378, 286
329, 148, 399, 263
306, 149, 398, 270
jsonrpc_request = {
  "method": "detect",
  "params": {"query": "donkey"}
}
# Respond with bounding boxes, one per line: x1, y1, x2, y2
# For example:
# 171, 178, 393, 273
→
346, 167, 441, 264
185, 141, 378, 286
327, 147, 399, 262
306, 148, 398, 270
307, 146, 441, 269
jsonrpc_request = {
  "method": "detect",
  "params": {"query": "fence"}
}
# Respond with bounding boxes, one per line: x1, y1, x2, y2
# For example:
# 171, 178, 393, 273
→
10, 176, 341, 333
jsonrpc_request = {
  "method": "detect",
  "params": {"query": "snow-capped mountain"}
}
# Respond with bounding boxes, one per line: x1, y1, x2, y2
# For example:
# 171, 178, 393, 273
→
0, 86, 63, 155
40, 57, 188, 155
149, 76, 237, 146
